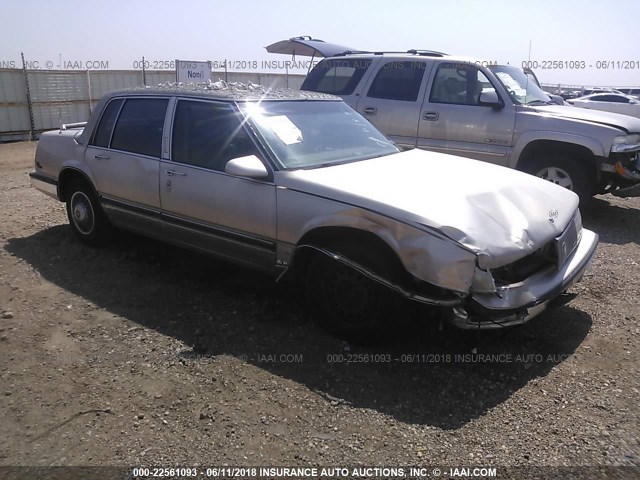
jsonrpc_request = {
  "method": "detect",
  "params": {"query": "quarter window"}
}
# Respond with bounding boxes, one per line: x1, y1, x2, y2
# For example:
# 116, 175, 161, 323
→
301, 59, 372, 95
110, 98, 168, 157
171, 100, 258, 171
367, 61, 426, 101
430, 63, 494, 106
92, 98, 123, 148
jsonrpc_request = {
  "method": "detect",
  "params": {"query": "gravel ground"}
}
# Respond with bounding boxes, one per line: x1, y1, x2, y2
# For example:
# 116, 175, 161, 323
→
0, 141, 638, 478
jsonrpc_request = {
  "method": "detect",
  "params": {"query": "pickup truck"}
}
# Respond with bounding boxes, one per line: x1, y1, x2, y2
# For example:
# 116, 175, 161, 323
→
29, 83, 598, 342
268, 37, 640, 203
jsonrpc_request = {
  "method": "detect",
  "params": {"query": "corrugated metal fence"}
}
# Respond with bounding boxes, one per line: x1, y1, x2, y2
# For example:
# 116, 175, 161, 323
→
0, 69, 305, 142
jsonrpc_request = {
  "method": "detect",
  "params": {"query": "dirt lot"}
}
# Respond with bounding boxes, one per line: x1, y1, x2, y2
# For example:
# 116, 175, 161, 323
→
0, 141, 638, 475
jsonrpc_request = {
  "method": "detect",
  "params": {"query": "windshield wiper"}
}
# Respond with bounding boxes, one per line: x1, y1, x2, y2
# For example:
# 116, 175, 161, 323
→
526, 99, 553, 106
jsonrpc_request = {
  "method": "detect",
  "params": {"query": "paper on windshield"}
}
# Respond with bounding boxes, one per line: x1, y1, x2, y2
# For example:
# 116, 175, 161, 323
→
495, 72, 526, 96
262, 115, 303, 145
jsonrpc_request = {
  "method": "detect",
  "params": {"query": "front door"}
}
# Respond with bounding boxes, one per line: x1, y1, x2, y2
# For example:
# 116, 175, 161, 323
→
159, 99, 277, 272
417, 62, 515, 166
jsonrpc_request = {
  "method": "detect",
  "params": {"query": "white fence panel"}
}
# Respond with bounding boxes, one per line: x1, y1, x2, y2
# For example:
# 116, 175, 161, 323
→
0, 69, 305, 141
0, 70, 29, 136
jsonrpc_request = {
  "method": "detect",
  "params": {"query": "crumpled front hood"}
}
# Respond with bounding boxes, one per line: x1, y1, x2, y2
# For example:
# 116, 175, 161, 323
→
277, 149, 579, 268
533, 105, 640, 133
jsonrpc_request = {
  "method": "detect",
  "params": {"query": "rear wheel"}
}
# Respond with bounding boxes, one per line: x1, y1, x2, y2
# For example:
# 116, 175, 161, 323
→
65, 179, 112, 245
524, 153, 593, 203
305, 241, 400, 343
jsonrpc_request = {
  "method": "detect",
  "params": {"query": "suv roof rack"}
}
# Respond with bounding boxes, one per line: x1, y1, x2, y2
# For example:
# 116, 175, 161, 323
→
333, 49, 447, 57
406, 49, 447, 57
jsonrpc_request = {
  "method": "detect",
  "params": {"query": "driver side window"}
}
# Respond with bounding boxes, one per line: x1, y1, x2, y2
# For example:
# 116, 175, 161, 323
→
171, 100, 258, 172
429, 63, 494, 106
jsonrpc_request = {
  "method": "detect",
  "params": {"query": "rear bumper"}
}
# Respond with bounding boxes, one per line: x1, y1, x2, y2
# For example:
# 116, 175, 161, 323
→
29, 172, 58, 200
449, 229, 599, 329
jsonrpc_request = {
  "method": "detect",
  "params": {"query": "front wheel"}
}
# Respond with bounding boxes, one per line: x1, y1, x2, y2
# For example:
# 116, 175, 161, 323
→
65, 179, 112, 245
305, 242, 400, 344
524, 154, 593, 203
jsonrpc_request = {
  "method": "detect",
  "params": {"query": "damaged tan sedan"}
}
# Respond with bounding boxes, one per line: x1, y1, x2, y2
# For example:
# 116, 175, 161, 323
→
30, 84, 599, 341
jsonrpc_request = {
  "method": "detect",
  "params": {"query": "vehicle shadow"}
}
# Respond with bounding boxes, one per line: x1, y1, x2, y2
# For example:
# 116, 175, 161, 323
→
6, 226, 592, 429
582, 196, 640, 245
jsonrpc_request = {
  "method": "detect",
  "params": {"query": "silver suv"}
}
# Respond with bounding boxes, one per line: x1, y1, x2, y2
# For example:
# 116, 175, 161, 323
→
269, 38, 640, 202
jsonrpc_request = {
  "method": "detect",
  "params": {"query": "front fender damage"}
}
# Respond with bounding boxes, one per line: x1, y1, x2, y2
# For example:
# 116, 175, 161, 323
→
294, 244, 463, 308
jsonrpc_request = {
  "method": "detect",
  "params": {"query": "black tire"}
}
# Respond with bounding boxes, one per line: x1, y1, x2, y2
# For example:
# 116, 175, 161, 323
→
524, 153, 593, 204
65, 179, 112, 246
305, 241, 400, 344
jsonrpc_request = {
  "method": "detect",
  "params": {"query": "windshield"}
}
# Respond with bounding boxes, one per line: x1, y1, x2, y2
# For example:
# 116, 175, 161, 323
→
239, 101, 398, 169
489, 65, 552, 105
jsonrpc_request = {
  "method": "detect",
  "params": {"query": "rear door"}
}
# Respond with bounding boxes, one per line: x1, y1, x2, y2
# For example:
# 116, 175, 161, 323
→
159, 99, 277, 271
354, 59, 433, 149
416, 62, 515, 166
85, 96, 168, 235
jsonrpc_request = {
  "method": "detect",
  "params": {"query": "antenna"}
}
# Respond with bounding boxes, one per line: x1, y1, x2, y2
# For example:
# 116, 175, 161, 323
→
525, 39, 532, 103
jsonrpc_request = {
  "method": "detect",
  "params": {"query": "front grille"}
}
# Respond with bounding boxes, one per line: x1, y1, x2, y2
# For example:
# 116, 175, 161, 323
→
492, 243, 555, 285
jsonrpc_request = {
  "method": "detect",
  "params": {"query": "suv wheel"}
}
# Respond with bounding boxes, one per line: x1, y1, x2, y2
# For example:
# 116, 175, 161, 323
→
525, 154, 592, 203
66, 179, 112, 245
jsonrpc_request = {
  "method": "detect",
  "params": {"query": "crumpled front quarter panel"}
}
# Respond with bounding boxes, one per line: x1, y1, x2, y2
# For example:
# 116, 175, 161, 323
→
275, 186, 478, 294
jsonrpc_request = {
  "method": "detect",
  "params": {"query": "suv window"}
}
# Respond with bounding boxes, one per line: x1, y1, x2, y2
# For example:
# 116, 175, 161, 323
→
301, 59, 372, 95
366, 61, 426, 101
430, 63, 493, 105
110, 98, 168, 157
171, 100, 257, 171
92, 98, 123, 148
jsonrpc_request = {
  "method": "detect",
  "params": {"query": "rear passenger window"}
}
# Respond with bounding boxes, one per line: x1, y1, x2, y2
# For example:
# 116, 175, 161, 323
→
301, 59, 372, 95
92, 98, 123, 147
110, 98, 168, 157
366, 61, 426, 101
172, 100, 257, 171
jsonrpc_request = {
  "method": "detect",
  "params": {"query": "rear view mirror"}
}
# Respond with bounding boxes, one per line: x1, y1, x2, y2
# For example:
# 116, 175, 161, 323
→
479, 91, 503, 109
225, 155, 269, 179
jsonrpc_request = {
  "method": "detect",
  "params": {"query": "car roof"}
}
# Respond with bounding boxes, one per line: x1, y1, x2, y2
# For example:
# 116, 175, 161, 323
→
315, 51, 511, 68
103, 82, 340, 102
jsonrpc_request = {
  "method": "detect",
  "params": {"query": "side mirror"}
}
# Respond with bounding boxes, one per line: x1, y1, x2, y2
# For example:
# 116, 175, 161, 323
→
225, 155, 269, 179
479, 91, 503, 109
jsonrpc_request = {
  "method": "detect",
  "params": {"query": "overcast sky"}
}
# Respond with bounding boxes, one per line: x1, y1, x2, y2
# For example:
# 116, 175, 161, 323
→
1, 0, 638, 87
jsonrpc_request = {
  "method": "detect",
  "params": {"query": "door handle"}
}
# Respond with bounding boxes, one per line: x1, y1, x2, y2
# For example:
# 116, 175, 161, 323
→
363, 107, 377, 115
166, 170, 187, 177
423, 112, 439, 121
94, 154, 110, 159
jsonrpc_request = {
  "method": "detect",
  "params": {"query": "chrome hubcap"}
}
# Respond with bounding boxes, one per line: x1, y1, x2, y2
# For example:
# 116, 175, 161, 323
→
536, 167, 573, 190
70, 191, 94, 235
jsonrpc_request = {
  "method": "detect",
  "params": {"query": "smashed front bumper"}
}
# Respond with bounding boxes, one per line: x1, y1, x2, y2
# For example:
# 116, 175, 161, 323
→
449, 229, 599, 329
609, 153, 640, 198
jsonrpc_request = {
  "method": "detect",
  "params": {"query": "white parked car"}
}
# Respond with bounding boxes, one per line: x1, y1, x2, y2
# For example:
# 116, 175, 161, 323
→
618, 88, 640, 101
568, 93, 640, 118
